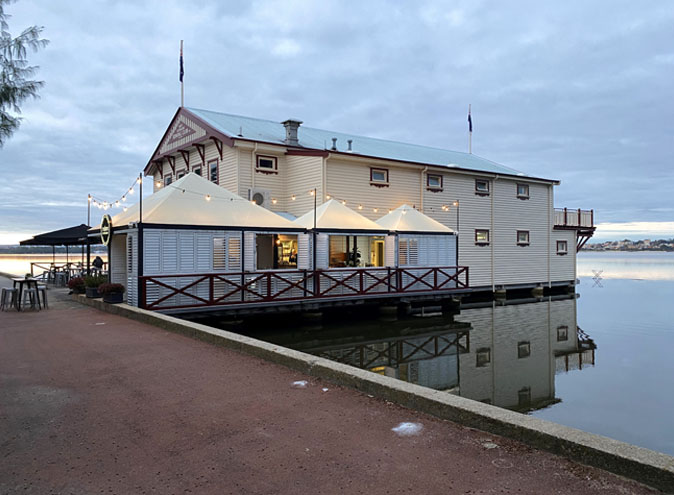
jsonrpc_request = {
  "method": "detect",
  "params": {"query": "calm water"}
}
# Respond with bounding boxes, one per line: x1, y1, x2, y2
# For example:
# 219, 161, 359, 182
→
0, 254, 108, 277
231, 251, 674, 456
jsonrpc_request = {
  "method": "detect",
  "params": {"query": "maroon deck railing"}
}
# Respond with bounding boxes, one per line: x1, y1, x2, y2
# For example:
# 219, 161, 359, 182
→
139, 266, 469, 311
554, 208, 594, 228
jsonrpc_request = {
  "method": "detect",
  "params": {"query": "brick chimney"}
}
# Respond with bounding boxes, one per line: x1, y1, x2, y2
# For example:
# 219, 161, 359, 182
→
282, 119, 302, 146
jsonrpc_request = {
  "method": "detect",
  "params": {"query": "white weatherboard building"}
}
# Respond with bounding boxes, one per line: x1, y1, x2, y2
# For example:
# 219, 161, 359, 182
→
143, 107, 594, 297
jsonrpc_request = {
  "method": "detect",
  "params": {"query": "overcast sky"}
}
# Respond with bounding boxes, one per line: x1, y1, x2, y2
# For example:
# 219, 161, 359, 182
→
1, 0, 673, 244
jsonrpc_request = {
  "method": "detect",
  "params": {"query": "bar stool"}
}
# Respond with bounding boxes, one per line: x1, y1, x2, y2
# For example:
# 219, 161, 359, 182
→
37, 284, 49, 309
1, 287, 18, 311
54, 272, 67, 287
22, 287, 41, 310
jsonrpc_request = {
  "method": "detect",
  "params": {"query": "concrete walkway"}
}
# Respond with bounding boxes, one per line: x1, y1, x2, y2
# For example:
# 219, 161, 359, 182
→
0, 276, 657, 494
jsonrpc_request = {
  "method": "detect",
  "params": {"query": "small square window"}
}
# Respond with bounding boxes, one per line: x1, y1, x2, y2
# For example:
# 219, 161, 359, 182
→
208, 160, 218, 183
475, 179, 490, 195
164, 175, 172, 186
518, 341, 531, 358
256, 155, 278, 173
475, 229, 490, 245
370, 167, 389, 184
557, 325, 569, 342
177, 169, 186, 179
476, 347, 491, 367
517, 230, 530, 246
427, 174, 443, 189
193, 166, 202, 177
517, 183, 530, 199
557, 240, 568, 255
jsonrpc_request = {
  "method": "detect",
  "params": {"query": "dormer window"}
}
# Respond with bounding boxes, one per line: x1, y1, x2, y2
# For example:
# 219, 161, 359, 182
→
164, 175, 172, 187
208, 160, 218, 184
256, 155, 278, 174
475, 179, 490, 195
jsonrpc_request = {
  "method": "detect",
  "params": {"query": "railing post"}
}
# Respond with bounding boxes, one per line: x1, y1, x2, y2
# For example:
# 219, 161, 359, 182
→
434, 267, 438, 289
359, 270, 364, 294
591, 209, 594, 227
209, 275, 214, 304
564, 207, 567, 225
577, 208, 581, 226
266, 273, 272, 301
387, 267, 392, 292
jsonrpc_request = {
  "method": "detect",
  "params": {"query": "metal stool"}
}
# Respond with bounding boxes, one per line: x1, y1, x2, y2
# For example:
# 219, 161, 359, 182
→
22, 288, 41, 310
37, 284, 49, 309
1, 288, 18, 311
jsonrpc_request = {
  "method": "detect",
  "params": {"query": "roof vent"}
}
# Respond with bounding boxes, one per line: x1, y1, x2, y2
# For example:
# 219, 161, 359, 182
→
347, 139, 353, 152
282, 119, 302, 146
331, 137, 337, 150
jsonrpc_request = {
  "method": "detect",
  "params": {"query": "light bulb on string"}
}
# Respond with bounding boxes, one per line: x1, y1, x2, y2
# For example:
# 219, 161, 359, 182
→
205, 194, 211, 202
291, 195, 296, 201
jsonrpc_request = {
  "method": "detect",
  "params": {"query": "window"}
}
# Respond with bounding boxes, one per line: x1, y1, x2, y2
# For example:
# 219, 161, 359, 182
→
517, 183, 530, 199
476, 348, 491, 367
475, 229, 490, 245
329, 235, 385, 267
177, 169, 186, 179
518, 341, 531, 358
475, 179, 490, 195
370, 167, 389, 186
256, 155, 278, 173
164, 175, 172, 186
193, 166, 202, 177
256, 234, 298, 270
208, 160, 218, 183
517, 230, 530, 246
557, 240, 568, 255
427, 174, 443, 190
557, 325, 569, 342
398, 238, 419, 266
213, 235, 241, 271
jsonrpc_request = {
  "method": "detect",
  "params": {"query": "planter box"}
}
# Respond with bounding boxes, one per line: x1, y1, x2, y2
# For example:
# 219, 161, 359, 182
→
85, 287, 100, 298
102, 292, 124, 304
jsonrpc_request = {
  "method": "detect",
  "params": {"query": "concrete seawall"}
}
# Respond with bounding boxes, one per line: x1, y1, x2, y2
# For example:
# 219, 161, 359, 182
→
75, 296, 674, 492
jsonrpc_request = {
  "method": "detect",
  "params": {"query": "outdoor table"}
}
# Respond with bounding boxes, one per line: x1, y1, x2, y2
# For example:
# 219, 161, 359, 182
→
12, 278, 40, 311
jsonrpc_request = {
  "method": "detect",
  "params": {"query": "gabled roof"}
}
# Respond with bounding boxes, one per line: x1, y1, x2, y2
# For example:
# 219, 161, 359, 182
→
187, 107, 544, 179
375, 205, 454, 234
105, 173, 300, 230
294, 199, 388, 232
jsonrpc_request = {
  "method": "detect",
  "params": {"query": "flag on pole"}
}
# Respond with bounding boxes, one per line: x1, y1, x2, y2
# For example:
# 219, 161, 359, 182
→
179, 44, 184, 82
468, 107, 472, 133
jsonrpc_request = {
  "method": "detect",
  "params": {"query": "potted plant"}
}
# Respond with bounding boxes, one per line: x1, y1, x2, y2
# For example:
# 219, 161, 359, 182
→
84, 274, 107, 298
98, 283, 125, 304
68, 276, 85, 294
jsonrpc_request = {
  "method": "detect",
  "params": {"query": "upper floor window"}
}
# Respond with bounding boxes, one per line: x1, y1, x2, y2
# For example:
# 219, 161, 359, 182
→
208, 160, 218, 184
475, 179, 490, 195
557, 240, 568, 255
475, 229, 490, 245
517, 183, 530, 199
370, 167, 389, 186
518, 341, 531, 358
427, 174, 443, 190
164, 175, 172, 187
177, 169, 186, 179
476, 347, 491, 367
193, 166, 202, 177
256, 155, 278, 174
517, 230, 530, 246
557, 325, 569, 342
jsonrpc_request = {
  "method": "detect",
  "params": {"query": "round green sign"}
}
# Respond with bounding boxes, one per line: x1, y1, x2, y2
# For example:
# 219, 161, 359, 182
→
100, 214, 112, 246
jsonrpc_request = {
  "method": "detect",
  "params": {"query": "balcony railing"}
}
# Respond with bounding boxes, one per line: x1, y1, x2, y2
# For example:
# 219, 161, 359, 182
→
139, 266, 469, 311
554, 208, 594, 228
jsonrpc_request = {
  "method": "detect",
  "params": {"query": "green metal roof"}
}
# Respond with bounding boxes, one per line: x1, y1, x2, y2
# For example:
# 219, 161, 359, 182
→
188, 107, 545, 179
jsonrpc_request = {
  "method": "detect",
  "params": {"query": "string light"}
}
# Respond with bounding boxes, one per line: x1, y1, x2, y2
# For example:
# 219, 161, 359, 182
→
291, 194, 296, 201
309, 190, 315, 196
205, 194, 211, 201
90, 173, 144, 212
358, 204, 363, 210
272, 198, 278, 204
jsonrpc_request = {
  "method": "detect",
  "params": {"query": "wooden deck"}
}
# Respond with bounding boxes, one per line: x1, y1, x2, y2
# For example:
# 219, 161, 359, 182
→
554, 208, 596, 250
139, 266, 469, 312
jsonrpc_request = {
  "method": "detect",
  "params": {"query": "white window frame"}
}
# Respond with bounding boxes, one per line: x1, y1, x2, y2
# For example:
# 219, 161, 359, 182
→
475, 179, 490, 195
557, 240, 568, 255
370, 167, 389, 185
517, 230, 530, 246
517, 183, 530, 199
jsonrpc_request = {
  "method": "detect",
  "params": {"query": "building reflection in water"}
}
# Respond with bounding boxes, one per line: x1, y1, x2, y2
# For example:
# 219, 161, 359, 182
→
259, 294, 596, 413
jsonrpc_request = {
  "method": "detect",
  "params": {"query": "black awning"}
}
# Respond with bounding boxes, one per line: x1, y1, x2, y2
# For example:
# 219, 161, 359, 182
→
20, 224, 101, 246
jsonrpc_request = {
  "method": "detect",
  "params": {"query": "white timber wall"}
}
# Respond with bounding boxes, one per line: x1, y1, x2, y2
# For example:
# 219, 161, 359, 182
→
110, 233, 127, 296
286, 155, 323, 217
126, 232, 138, 306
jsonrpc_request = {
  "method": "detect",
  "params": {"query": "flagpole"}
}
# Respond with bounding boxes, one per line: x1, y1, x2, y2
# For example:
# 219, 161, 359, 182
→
468, 104, 472, 154
180, 40, 184, 107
